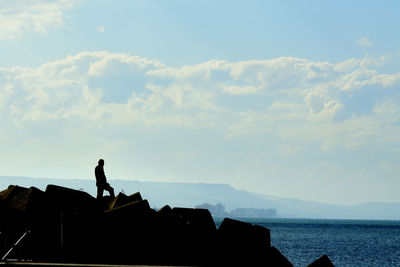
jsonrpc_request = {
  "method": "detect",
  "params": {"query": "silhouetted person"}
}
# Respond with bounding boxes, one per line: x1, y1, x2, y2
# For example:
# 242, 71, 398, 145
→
95, 159, 115, 199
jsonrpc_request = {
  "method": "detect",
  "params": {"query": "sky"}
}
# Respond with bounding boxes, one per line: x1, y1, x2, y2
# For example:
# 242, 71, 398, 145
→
1, 0, 400, 205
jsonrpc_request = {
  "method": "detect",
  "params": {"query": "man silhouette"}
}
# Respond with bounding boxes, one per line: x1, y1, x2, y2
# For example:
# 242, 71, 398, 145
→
95, 159, 115, 199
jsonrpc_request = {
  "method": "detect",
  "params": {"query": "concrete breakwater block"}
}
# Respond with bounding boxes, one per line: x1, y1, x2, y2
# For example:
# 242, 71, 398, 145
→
104, 198, 153, 221
0, 184, 294, 266
7, 187, 46, 216
171, 207, 217, 233
217, 218, 292, 266
308, 254, 335, 267
45, 184, 97, 212
0, 185, 27, 212
218, 217, 271, 249
158, 207, 220, 265
106, 191, 143, 210
266, 247, 294, 267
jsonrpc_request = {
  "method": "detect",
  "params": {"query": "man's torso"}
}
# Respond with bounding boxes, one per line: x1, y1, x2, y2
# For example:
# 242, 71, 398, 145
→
95, 165, 107, 186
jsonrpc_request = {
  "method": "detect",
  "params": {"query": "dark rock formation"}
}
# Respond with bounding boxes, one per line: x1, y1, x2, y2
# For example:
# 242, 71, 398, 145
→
308, 254, 335, 267
217, 218, 292, 266
0, 184, 320, 266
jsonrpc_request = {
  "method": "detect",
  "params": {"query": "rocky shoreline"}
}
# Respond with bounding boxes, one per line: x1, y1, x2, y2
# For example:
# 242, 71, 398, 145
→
0, 185, 334, 266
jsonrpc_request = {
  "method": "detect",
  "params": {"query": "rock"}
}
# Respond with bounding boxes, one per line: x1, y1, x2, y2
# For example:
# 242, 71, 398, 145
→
308, 254, 335, 267
168, 207, 219, 265
6, 186, 48, 233
0, 185, 27, 202
43, 185, 102, 262
100, 199, 157, 264
265, 247, 293, 267
0, 185, 27, 212
171, 207, 217, 233
157, 204, 172, 216
7, 187, 46, 214
106, 191, 143, 210
1, 187, 57, 261
218, 217, 275, 265
2, 186, 48, 233
218, 217, 271, 249
0, 184, 294, 266
105, 198, 151, 217
45, 184, 97, 212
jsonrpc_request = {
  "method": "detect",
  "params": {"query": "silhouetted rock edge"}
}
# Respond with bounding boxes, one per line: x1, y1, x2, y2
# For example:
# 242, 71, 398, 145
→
0, 184, 334, 266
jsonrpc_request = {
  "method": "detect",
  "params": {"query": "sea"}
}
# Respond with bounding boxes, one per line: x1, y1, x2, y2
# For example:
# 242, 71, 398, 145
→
214, 217, 400, 267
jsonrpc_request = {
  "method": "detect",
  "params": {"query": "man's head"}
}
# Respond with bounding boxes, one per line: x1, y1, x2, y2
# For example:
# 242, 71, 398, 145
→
98, 159, 104, 166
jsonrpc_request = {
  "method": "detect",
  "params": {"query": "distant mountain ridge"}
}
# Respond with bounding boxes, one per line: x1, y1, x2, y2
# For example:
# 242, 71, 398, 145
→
1, 176, 400, 220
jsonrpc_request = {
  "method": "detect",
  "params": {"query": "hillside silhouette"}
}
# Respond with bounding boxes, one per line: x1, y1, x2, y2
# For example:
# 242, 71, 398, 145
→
2, 176, 400, 219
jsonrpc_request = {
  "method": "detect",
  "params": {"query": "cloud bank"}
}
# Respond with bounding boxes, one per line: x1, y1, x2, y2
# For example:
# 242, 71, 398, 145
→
1, 51, 400, 203
1, 51, 399, 146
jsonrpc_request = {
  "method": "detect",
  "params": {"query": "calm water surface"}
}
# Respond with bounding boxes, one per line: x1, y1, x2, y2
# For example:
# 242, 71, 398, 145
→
214, 218, 400, 267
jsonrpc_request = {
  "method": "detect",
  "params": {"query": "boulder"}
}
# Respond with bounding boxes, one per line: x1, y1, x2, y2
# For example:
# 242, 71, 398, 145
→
1, 187, 57, 261
308, 254, 335, 267
45, 184, 97, 212
156, 207, 219, 266
105, 198, 152, 219
0, 185, 27, 213
0, 184, 296, 266
2, 186, 48, 233
171, 207, 217, 233
106, 191, 143, 210
43, 185, 102, 263
101, 199, 157, 264
264, 247, 293, 267
7, 187, 46, 215
218, 217, 271, 249
157, 204, 172, 216
0, 185, 27, 202
218, 218, 277, 266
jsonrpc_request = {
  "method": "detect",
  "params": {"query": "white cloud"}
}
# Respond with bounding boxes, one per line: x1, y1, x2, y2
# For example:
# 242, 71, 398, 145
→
222, 85, 260, 95
96, 25, 106, 33
338, 69, 400, 91
87, 51, 164, 76
0, 0, 76, 41
357, 37, 373, 47
1, 51, 400, 152
147, 59, 228, 80
2, 50, 400, 206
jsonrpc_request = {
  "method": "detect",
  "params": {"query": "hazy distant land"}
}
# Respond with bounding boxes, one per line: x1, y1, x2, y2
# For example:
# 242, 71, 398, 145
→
1, 176, 400, 220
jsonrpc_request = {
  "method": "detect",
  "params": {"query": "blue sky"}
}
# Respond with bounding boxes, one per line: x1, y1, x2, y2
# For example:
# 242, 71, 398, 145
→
1, 0, 400, 205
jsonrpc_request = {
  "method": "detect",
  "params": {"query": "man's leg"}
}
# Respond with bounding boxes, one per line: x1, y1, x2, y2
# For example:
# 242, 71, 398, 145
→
104, 183, 115, 198
97, 186, 104, 199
